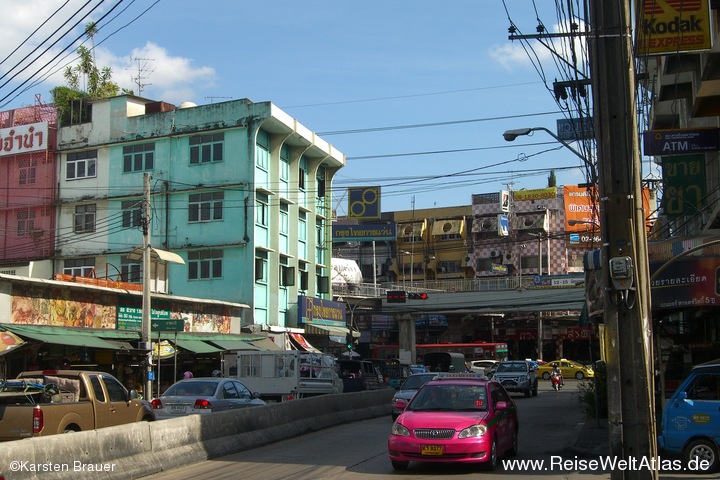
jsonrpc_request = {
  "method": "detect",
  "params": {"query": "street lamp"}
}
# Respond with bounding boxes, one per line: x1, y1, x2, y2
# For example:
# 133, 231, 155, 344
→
503, 126, 597, 183
402, 250, 414, 285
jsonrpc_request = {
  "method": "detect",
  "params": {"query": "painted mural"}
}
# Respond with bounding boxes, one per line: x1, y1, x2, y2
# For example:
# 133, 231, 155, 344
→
11, 284, 117, 328
170, 307, 232, 333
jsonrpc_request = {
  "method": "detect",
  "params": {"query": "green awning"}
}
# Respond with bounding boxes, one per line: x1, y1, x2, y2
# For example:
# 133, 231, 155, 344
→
175, 339, 224, 354
6, 328, 127, 350
210, 339, 262, 351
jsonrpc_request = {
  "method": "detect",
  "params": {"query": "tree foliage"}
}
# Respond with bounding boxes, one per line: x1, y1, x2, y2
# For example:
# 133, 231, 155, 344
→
547, 169, 557, 188
51, 23, 132, 125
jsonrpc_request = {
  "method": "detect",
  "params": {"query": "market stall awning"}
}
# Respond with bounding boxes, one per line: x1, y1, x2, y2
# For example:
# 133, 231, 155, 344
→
209, 339, 262, 351
250, 338, 281, 350
174, 339, 224, 354
289, 333, 321, 352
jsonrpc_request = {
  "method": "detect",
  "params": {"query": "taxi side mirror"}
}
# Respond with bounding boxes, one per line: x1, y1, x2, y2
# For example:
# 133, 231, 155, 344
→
495, 401, 509, 410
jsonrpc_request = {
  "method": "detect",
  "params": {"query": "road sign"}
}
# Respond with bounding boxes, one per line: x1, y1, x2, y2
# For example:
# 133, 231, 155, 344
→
151, 319, 184, 332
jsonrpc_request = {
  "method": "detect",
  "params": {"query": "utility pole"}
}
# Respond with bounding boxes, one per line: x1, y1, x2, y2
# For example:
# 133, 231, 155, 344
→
589, 2, 656, 479
142, 173, 153, 400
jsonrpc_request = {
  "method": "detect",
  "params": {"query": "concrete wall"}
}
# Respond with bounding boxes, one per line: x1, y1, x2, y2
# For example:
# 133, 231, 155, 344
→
0, 389, 393, 480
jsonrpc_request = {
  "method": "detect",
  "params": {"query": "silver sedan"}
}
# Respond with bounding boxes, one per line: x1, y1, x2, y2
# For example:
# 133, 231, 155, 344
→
150, 377, 265, 419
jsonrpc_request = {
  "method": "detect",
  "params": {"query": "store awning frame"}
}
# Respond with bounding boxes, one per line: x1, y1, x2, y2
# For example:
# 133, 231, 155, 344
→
304, 324, 361, 338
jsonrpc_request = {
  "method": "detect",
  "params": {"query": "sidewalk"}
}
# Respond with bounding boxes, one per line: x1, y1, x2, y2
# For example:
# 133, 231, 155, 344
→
564, 415, 610, 458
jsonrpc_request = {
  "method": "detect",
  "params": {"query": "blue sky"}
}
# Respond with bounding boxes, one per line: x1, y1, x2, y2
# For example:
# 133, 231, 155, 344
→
0, 1, 605, 213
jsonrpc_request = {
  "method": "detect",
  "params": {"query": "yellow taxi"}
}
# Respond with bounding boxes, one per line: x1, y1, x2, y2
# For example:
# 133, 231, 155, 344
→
536, 359, 594, 380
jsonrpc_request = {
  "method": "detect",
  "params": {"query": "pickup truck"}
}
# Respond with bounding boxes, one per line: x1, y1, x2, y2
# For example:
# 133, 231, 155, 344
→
0, 370, 155, 441
224, 350, 343, 402
492, 360, 538, 398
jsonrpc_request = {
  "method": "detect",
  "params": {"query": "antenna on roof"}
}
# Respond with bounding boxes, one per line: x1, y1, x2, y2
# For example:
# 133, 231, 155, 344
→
128, 58, 155, 96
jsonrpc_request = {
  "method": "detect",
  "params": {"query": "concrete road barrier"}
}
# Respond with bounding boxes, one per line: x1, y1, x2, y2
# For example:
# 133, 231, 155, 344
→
0, 389, 394, 480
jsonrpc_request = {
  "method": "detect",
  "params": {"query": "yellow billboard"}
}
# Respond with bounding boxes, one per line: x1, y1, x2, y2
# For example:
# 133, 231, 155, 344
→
635, 0, 712, 55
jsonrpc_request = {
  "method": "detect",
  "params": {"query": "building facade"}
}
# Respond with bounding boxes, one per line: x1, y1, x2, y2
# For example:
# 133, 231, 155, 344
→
54, 95, 344, 329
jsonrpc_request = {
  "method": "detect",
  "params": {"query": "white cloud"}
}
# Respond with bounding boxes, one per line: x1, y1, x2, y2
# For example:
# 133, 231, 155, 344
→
99, 42, 215, 104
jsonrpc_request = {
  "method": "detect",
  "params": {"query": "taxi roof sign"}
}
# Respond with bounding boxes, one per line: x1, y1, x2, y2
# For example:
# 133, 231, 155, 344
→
434, 372, 485, 380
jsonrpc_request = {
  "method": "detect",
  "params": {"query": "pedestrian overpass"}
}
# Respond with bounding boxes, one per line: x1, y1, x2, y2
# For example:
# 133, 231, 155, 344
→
336, 274, 586, 315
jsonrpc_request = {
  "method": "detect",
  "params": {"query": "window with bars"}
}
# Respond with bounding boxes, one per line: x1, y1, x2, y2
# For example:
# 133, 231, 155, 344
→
74, 204, 96, 233
17, 209, 35, 237
188, 249, 223, 280
18, 157, 37, 185
123, 143, 155, 172
66, 150, 97, 180
63, 258, 95, 277
189, 133, 224, 164
188, 192, 224, 222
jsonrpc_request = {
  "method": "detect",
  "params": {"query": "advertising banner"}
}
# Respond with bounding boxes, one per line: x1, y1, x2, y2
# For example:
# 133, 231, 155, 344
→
650, 257, 720, 309
635, 0, 712, 55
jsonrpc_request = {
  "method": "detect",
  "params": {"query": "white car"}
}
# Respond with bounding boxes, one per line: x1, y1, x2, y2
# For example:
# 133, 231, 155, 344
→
467, 359, 498, 375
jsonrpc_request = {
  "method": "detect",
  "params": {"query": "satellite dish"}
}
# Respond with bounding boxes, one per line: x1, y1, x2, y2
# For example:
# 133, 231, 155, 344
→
178, 101, 198, 109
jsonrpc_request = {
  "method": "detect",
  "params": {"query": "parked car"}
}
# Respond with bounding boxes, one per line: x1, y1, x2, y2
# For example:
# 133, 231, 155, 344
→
468, 359, 498, 376
536, 359, 595, 380
150, 377, 265, 419
659, 358, 720, 472
492, 360, 538, 397
391, 373, 437, 420
388, 372, 518, 470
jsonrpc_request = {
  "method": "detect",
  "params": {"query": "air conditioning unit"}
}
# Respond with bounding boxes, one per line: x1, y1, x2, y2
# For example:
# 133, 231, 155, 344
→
516, 211, 548, 230
472, 216, 499, 233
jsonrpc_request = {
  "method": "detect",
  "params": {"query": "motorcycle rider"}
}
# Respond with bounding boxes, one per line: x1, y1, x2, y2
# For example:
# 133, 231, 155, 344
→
551, 364, 564, 386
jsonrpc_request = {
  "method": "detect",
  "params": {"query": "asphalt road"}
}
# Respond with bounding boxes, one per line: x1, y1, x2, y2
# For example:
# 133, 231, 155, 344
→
141, 379, 612, 480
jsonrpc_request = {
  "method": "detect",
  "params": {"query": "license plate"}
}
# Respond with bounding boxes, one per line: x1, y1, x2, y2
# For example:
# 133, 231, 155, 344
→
170, 405, 186, 413
421, 445, 444, 456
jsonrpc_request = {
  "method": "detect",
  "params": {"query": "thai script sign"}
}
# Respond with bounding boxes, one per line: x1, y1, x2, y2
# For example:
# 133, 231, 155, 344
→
643, 128, 720, 155
332, 223, 396, 241
0, 122, 48, 156
661, 154, 706, 218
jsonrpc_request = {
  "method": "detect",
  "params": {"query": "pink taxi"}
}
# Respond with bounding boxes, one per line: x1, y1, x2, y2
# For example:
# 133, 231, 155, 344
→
387, 373, 518, 470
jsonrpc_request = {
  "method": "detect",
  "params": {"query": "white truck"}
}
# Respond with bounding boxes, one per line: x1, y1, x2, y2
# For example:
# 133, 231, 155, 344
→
223, 350, 344, 402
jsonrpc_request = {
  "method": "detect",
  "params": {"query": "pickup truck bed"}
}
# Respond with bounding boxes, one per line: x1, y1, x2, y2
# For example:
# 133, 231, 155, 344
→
0, 370, 154, 441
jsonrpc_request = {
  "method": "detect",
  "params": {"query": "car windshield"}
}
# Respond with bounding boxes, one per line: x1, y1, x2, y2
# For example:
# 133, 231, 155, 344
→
496, 362, 528, 373
401, 374, 435, 390
409, 384, 487, 412
164, 381, 219, 397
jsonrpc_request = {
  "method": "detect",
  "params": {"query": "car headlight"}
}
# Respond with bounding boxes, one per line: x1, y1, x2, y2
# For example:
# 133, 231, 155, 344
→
391, 422, 411, 436
458, 424, 487, 438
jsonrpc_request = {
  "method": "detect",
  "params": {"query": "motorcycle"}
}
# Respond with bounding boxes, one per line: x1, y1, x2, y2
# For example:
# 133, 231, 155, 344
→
550, 371, 563, 391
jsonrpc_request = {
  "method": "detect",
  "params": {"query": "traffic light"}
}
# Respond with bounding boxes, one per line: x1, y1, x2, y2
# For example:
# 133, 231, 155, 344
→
346, 334, 353, 350
408, 292, 429, 300
386, 290, 407, 303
